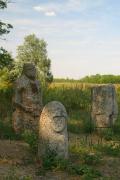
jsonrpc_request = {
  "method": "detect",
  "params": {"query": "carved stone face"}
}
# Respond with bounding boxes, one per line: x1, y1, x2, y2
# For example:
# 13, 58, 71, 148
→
51, 113, 66, 133
23, 63, 36, 80
43, 101, 68, 133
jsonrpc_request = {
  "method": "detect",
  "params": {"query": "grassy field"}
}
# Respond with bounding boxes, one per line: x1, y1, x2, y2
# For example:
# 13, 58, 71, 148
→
0, 82, 120, 179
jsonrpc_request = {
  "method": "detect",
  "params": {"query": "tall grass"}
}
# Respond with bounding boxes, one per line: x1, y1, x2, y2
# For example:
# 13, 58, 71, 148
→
0, 86, 13, 120
0, 82, 120, 137
43, 84, 91, 112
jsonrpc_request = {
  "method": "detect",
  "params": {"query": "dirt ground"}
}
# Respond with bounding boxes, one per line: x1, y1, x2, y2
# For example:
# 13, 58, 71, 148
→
0, 140, 81, 180
0, 137, 120, 180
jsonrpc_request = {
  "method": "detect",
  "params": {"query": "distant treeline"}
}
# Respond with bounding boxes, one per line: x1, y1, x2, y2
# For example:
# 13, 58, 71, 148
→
53, 78, 80, 83
54, 74, 120, 84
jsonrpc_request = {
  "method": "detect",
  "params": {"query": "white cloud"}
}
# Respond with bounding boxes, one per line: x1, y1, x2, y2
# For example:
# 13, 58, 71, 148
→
33, 5, 56, 16
33, 0, 104, 15
45, 11, 56, 16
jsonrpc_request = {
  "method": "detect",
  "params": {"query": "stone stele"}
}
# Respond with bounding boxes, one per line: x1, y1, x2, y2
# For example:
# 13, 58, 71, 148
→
91, 84, 118, 128
38, 101, 68, 159
13, 63, 43, 134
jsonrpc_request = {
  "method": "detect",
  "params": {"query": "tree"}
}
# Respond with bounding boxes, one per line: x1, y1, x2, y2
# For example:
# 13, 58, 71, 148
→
16, 34, 53, 85
0, 0, 14, 84
0, 0, 13, 37
0, 47, 14, 84
0, 47, 13, 69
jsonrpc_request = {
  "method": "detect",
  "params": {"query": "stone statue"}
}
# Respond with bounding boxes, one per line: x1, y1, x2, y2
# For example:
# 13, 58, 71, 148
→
91, 84, 118, 128
13, 63, 42, 134
38, 101, 68, 159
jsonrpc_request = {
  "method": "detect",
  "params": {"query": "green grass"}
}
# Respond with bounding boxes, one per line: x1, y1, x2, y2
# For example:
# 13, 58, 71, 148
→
94, 143, 120, 157
22, 130, 38, 154
68, 110, 95, 134
36, 147, 102, 178
0, 118, 21, 140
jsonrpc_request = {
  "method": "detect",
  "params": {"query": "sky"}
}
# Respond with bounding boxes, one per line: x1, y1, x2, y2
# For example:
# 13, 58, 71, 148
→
1, 0, 120, 79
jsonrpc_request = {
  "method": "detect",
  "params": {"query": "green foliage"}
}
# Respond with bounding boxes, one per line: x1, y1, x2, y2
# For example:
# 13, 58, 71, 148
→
112, 124, 120, 135
0, 56, 15, 85
83, 153, 101, 165
0, 68, 11, 86
0, 0, 7, 9
94, 143, 120, 157
42, 149, 58, 170
68, 111, 82, 134
15, 34, 53, 85
0, 47, 14, 70
22, 130, 38, 154
0, 21, 13, 37
0, 86, 20, 141
80, 74, 120, 84
99, 128, 114, 141
0, 87, 13, 119
36, 148, 69, 175
54, 78, 80, 83
0, 119, 18, 139
39, 148, 68, 171
39, 148, 101, 178
54, 74, 120, 84
0, 0, 13, 37
0, 47, 14, 83
82, 117, 95, 134
97, 126, 120, 141
43, 85, 91, 112
0, 1, 14, 83
67, 164, 101, 178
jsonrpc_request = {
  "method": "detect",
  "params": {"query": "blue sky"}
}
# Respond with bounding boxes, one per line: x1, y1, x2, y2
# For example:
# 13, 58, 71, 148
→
1, 0, 120, 79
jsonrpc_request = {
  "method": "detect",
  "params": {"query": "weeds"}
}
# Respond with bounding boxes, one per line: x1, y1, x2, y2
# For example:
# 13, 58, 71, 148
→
22, 130, 38, 154
36, 148, 102, 178
83, 152, 101, 165
94, 142, 120, 157
3, 166, 32, 180
43, 85, 91, 112
67, 164, 102, 178
0, 119, 21, 140
82, 117, 95, 134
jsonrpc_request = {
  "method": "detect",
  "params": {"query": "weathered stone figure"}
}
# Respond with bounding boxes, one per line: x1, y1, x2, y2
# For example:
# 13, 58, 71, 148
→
38, 101, 68, 159
91, 84, 118, 128
13, 63, 42, 133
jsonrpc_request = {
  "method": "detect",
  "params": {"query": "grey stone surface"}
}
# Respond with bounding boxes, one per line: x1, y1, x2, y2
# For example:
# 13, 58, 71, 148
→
38, 101, 68, 159
13, 63, 42, 133
91, 84, 118, 128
